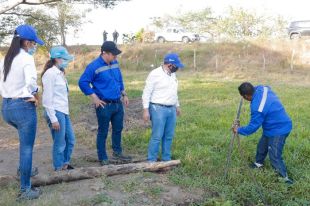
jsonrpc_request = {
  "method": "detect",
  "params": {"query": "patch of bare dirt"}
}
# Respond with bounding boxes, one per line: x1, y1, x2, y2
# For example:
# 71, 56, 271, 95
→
74, 98, 148, 134
0, 98, 205, 205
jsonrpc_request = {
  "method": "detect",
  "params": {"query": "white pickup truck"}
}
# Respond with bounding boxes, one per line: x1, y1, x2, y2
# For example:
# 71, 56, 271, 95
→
155, 27, 199, 43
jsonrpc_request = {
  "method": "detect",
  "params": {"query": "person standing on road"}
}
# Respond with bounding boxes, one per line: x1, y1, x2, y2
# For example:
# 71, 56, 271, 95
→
78, 41, 131, 166
0, 24, 44, 200
142, 53, 184, 162
232, 82, 294, 184
113, 30, 119, 44
103, 30, 108, 43
42, 46, 75, 171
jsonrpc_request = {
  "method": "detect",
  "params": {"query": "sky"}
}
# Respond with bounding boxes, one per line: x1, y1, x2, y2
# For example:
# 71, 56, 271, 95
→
5, 0, 309, 45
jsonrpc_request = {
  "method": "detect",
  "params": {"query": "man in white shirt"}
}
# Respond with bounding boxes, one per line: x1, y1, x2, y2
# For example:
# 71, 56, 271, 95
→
142, 53, 184, 162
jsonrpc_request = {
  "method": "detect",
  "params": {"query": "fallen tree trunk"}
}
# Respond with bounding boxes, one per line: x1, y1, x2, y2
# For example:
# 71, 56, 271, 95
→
82, 154, 147, 164
0, 160, 181, 187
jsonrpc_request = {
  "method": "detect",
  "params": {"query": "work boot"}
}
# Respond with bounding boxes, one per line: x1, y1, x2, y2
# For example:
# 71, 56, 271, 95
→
99, 160, 109, 166
112, 152, 132, 161
17, 187, 41, 201
249, 162, 264, 169
17, 167, 39, 177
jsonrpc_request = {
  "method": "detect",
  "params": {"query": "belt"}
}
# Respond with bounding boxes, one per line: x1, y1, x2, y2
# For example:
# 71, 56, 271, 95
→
102, 99, 121, 104
150, 102, 175, 107
3, 97, 31, 100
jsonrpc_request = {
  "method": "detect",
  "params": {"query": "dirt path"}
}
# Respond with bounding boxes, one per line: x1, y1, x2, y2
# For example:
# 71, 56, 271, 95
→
0, 99, 204, 205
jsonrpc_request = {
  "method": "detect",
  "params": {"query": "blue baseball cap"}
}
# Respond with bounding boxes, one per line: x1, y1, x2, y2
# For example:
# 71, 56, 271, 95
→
50, 46, 74, 61
164, 53, 184, 69
15, 24, 44, 45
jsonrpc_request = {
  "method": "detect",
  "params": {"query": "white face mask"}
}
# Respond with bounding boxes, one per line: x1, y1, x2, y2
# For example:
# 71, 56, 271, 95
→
27, 45, 37, 55
59, 59, 69, 69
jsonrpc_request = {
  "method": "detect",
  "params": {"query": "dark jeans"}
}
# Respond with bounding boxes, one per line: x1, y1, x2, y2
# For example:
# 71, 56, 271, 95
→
1, 98, 37, 191
95, 102, 124, 161
256, 133, 290, 177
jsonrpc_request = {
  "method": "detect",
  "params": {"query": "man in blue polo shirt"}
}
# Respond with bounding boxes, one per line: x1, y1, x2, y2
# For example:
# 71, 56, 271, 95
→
79, 41, 131, 165
233, 82, 293, 184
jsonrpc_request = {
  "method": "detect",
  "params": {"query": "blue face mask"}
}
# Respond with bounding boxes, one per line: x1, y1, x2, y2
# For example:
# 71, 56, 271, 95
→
59, 59, 69, 69
27, 46, 37, 55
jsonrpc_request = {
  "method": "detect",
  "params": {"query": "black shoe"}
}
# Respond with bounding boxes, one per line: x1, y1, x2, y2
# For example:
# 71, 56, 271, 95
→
249, 162, 264, 169
112, 152, 132, 161
66, 164, 74, 170
17, 167, 39, 177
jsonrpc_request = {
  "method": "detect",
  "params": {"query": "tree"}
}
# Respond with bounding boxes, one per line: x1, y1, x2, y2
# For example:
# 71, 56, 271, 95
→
22, 2, 88, 47
0, 0, 61, 14
0, 0, 129, 46
55, 2, 85, 46
23, 8, 60, 49
150, 8, 216, 35
0, 13, 23, 45
176, 8, 216, 34
0, 0, 129, 14
149, 7, 287, 40
216, 7, 267, 39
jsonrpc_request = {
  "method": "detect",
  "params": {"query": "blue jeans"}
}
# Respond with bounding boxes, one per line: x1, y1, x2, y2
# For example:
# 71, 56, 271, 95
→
44, 111, 75, 170
256, 133, 289, 177
148, 104, 177, 162
95, 102, 124, 161
1, 98, 37, 191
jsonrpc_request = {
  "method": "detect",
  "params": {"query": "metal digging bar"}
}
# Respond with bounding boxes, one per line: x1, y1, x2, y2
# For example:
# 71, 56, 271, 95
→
224, 98, 268, 206
224, 97, 243, 179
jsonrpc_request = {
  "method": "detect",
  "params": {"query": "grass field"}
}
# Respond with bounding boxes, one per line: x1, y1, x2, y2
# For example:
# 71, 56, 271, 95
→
70, 68, 310, 205
1, 41, 310, 205
134, 72, 310, 205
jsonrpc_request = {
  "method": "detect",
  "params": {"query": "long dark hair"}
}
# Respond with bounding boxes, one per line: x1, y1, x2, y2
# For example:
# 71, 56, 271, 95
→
3, 31, 24, 82
41, 59, 57, 78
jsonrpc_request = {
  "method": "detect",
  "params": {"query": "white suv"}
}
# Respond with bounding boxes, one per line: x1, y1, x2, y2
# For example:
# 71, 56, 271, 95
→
155, 28, 199, 43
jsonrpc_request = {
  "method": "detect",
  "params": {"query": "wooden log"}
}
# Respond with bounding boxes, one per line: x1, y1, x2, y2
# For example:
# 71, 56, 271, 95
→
82, 154, 147, 164
0, 160, 181, 187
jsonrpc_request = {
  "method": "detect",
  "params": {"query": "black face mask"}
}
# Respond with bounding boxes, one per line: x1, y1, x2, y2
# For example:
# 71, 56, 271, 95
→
169, 65, 179, 73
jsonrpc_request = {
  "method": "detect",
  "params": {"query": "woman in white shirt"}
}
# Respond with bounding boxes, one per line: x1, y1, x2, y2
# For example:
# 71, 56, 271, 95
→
42, 46, 75, 171
0, 24, 44, 200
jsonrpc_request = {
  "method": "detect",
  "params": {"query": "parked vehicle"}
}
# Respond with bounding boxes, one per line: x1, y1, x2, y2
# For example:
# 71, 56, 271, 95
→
288, 20, 310, 39
155, 27, 199, 43
198, 32, 213, 42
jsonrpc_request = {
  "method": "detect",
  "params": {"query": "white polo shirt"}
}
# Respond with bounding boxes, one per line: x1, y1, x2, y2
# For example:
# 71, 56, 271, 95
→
142, 66, 180, 109
42, 66, 69, 123
0, 49, 39, 98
